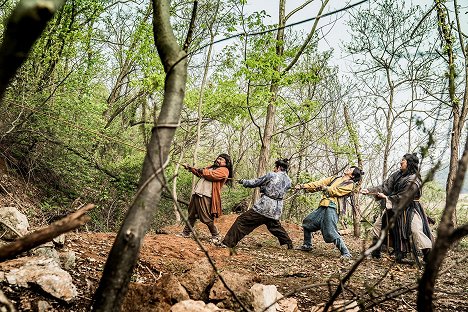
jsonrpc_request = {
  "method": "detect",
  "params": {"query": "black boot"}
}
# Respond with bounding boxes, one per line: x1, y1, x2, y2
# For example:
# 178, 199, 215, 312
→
422, 248, 431, 263
396, 251, 414, 264
396, 251, 405, 263
371, 237, 381, 259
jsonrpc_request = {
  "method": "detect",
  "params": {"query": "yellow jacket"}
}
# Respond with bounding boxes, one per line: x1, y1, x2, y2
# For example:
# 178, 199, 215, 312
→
301, 176, 355, 210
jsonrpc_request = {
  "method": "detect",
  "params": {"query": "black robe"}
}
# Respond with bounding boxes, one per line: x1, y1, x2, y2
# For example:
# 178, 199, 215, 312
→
370, 170, 433, 253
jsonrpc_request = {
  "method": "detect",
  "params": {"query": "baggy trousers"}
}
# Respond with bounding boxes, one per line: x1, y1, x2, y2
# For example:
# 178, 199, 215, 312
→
222, 209, 292, 248
302, 206, 350, 256
182, 195, 219, 237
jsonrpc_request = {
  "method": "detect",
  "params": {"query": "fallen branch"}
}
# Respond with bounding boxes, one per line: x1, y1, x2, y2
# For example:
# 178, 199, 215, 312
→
0, 204, 94, 261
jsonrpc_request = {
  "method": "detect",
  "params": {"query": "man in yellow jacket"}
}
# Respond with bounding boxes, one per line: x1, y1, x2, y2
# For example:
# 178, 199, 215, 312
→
295, 166, 363, 259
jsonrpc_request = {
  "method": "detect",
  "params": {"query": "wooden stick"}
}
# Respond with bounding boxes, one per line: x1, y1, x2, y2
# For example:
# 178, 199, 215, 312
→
361, 192, 378, 195
0, 204, 94, 261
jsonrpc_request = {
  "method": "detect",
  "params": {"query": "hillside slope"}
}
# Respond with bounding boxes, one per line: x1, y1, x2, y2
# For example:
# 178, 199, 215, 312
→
1, 214, 467, 311
0, 169, 467, 311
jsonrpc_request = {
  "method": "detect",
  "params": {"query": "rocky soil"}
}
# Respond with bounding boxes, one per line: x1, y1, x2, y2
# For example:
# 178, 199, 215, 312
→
1, 213, 467, 311
0, 172, 467, 311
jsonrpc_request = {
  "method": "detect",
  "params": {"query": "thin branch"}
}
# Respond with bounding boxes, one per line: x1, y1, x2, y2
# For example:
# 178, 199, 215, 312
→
285, 0, 314, 21
183, 0, 198, 52
282, 0, 330, 73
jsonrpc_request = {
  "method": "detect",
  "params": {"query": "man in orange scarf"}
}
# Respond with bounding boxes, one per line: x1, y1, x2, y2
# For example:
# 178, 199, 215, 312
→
180, 154, 233, 244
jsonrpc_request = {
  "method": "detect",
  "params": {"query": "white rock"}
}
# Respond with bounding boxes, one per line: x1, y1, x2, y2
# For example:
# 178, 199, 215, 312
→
250, 283, 278, 312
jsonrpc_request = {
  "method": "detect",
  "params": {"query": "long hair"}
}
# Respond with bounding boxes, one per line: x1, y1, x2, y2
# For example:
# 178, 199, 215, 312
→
350, 166, 364, 183
403, 153, 420, 176
217, 153, 233, 186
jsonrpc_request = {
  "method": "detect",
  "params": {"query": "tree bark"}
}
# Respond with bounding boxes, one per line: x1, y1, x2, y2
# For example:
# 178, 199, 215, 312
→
437, 0, 468, 227
192, 2, 219, 186
417, 133, 468, 311
417, 1, 468, 309
0, 204, 94, 260
0, 0, 66, 103
92, 0, 188, 310
252, 0, 285, 202
343, 104, 362, 237
253, 0, 330, 202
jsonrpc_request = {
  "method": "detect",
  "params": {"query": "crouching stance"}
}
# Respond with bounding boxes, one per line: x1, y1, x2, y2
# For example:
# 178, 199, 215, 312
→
221, 159, 293, 249
296, 167, 363, 258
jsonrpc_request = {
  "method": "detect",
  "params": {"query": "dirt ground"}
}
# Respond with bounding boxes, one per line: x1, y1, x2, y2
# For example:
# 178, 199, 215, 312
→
2, 213, 467, 311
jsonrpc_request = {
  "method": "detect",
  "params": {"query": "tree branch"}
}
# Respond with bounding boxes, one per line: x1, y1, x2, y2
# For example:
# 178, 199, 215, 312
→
0, 204, 94, 260
183, 0, 197, 52
448, 223, 468, 244
0, 0, 66, 102
282, 0, 330, 74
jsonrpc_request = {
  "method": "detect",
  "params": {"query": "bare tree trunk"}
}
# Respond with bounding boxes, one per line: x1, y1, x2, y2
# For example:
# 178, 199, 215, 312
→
192, 3, 219, 186
417, 2, 468, 308
381, 68, 395, 180
437, 0, 468, 227
417, 134, 468, 311
172, 150, 184, 222
92, 1, 188, 310
252, 0, 285, 202
253, 100, 277, 201
343, 104, 362, 237
252, 0, 329, 203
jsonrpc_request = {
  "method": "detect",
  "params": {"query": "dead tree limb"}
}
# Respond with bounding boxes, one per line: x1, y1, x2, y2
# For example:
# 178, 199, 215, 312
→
0, 204, 94, 261
0, 0, 66, 102
365, 254, 468, 310
417, 132, 468, 311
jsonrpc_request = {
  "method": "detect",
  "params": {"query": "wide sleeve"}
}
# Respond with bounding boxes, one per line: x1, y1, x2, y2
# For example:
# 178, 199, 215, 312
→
242, 173, 271, 188
324, 181, 354, 197
189, 167, 203, 177
387, 177, 419, 208
367, 171, 398, 195
201, 167, 229, 181
302, 176, 335, 193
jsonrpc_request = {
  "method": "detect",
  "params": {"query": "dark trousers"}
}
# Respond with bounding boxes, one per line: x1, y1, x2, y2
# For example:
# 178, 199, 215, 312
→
222, 209, 292, 248
182, 195, 219, 236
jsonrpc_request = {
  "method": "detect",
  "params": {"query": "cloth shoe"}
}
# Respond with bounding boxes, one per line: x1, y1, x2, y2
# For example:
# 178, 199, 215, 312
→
209, 235, 222, 245
296, 244, 312, 252
176, 232, 191, 238
340, 253, 352, 260
216, 242, 228, 248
